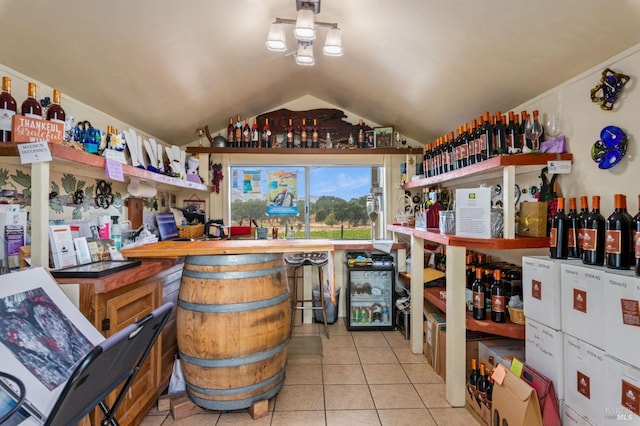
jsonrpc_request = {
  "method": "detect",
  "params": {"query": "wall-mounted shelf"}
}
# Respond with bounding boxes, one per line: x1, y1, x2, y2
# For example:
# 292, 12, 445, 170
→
187, 146, 423, 155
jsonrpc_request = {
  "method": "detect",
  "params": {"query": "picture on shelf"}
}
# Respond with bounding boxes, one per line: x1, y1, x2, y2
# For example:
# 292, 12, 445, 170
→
374, 127, 394, 148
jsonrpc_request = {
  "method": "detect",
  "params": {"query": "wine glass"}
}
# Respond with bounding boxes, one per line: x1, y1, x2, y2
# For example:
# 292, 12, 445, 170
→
524, 116, 544, 151
545, 113, 562, 139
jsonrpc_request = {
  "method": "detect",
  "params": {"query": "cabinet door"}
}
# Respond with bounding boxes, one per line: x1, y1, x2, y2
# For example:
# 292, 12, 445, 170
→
103, 280, 159, 425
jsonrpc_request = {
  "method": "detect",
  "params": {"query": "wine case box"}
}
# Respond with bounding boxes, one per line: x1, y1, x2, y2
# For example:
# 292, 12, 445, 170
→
561, 263, 606, 350
563, 333, 606, 425
522, 256, 573, 330
603, 270, 640, 367
562, 402, 597, 426
478, 338, 525, 371
518, 201, 548, 238
603, 355, 640, 425
465, 382, 491, 425
525, 319, 565, 400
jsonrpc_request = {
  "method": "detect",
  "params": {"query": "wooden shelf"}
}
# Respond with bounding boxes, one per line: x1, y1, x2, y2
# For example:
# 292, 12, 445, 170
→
187, 146, 423, 155
403, 153, 573, 189
387, 225, 550, 250
0, 143, 214, 192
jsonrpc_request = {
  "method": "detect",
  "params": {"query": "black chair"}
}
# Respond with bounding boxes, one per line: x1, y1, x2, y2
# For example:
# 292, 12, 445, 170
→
0, 302, 173, 426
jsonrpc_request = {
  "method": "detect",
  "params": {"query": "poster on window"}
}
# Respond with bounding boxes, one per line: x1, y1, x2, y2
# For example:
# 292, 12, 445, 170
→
266, 171, 298, 216
242, 169, 262, 194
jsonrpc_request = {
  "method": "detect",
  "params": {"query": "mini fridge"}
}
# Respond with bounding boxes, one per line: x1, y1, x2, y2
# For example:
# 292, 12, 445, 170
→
346, 252, 396, 331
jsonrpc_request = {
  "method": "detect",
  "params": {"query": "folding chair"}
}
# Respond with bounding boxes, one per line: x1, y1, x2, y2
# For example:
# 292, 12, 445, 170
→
43, 301, 173, 426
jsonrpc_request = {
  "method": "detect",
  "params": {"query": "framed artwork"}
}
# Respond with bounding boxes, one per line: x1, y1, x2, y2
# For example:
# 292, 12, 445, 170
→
183, 198, 205, 212
374, 127, 394, 148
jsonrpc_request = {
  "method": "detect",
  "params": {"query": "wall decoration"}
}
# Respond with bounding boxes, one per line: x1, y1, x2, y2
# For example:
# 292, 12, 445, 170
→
591, 125, 628, 169
374, 127, 394, 148
590, 68, 630, 110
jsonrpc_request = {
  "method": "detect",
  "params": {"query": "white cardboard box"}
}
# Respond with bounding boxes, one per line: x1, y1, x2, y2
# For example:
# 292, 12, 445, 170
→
478, 338, 525, 370
603, 270, 640, 368
522, 256, 574, 330
603, 355, 640, 425
562, 401, 596, 426
564, 333, 606, 425
525, 318, 564, 400
561, 263, 606, 350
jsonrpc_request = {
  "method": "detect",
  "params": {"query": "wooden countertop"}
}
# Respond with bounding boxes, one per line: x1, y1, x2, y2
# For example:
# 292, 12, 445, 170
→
120, 239, 335, 259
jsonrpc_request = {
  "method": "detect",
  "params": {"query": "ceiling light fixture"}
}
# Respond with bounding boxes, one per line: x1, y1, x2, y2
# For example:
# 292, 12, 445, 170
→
266, 0, 343, 66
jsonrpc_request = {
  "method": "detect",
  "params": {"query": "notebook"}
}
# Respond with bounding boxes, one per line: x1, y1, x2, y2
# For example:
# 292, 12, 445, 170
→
155, 212, 192, 241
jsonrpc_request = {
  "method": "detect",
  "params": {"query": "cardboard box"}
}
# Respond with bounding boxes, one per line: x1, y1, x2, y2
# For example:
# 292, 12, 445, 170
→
466, 381, 491, 425
518, 201, 548, 237
491, 364, 543, 426
603, 271, 640, 367
561, 263, 606, 350
478, 338, 525, 371
564, 333, 606, 425
562, 402, 597, 426
437, 328, 446, 379
424, 312, 446, 370
522, 256, 569, 330
525, 319, 564, 400
603, 355, 640, 425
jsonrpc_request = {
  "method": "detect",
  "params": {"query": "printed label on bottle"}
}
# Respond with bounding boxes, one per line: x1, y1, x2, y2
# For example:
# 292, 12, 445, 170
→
531, 279, 542, 300
605, 230, 622, 254
620, 298, 640, 327
573, 288, 587, 313
621, 380, 640, 415
473, 291, 484, 309
635, 230, 640, 259
460, 144, 468, 160
506, 134, 515, 152
568, 228, 576, 248
0, 109, 15, 131
550, 228, 557, 248
491, 295, 505, 313
468, 139, 475, 156
582, 229, 597, 251
577, 228, 585, 249
577, 371, 591, 399
479, 134, 487, 152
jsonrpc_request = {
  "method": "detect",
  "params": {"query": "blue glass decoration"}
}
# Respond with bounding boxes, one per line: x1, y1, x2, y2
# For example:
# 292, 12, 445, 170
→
590, 68, 630, 111
591, 125, 627, 169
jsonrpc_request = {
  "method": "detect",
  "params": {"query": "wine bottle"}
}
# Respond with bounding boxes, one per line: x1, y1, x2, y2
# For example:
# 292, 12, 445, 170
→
242, 118, 251, 147
506, 111, 519, 154
306, 118, 313, 148
357, 118, 366, 148
479, 111, 492, 162
251, 118, 259, 147
606, 193, 632, 270
519, 111, 528, 151
286, 118, 294, 148
472, 267, 486, 320
261, 118, 271, 148
567, 197, 580, 258
468, 118, 477, 165
583, 195, 606, 266
424, 143, 433, 178
493, 112, 507, 155
633, 194, 640, 276
0, 76, 17, 142
227, 117, 235, 146
311, 118, 319, 148
577, 195, 589, 258
487, 376, 494, 402
46, 89, 66, 124
550, 197, 569, 259
234, 114, 242, 148
491, 269, 506, 323
21, 82, 42, 118
622, 194, 635, 267
459, 123, 469, 168
447, 131, 456, 172
531, 110, 544, 150
469, 358, 480, 391
476, 363, 490, 402
299, 118, 308, 148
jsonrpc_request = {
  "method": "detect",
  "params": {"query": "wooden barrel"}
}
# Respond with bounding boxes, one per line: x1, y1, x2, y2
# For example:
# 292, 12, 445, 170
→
177, 253, 291, 410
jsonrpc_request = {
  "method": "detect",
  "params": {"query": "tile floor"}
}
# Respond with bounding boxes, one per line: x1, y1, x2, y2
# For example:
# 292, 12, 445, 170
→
141, 319, 481, 426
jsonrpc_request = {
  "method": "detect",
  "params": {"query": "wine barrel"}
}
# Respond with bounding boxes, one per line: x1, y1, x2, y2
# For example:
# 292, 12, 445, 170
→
177, 253, 291, 410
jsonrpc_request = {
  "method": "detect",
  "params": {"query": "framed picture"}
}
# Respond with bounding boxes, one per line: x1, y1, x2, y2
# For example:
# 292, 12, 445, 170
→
183, 197, 205, 212
374, 127, 394, 148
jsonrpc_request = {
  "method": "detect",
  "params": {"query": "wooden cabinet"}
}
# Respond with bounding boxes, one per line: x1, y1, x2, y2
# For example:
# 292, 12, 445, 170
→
56, 259, 182, 426
388, 153, 572, 407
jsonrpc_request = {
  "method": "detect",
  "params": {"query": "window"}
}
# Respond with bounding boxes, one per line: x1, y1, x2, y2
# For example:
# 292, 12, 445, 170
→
230, 165, 382, 239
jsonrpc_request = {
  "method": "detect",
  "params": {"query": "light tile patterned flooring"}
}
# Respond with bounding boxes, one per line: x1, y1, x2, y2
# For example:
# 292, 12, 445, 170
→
141, 319, 481, 426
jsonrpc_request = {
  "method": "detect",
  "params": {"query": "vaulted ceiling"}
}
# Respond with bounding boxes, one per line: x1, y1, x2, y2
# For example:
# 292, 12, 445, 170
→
1, 0, 640, 146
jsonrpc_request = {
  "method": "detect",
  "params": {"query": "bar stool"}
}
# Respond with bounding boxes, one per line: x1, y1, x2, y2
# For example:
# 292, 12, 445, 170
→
284, 252, 330, 339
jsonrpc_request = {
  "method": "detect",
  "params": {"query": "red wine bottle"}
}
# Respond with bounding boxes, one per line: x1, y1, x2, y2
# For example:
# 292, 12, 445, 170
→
577, 195, 589, 258
550, 197, 569, 259
633, 194, 640, 276
477, 363, 490, 402
493, 112, 507, 156
519, 111, 528, 151
472, 267, 486, 320
583, 195, 606, 266
46, 88, 65, 123
242, 117, 251, 147
0, 76, 17, 142
567, 197, 580, 258
606, 194, 632, 269
491, 269, 506, 323
261, 118, 271, 148
479, 111, 492, 161
469, 358, 480, 392
459, 123, 470, 168
234, 114, 242, 148
21, 82, 42, 118
251, 118, 259, 147
226, 117, 235, 146
311, 118, 319, 148
300, 118, 309, 148
286, 118, 294, 148
468, 118, 478, 165
506, 111, 519, 154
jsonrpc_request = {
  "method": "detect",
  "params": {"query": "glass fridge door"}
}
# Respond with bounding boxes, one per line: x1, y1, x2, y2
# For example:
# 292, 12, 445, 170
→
346, 267, 395, 331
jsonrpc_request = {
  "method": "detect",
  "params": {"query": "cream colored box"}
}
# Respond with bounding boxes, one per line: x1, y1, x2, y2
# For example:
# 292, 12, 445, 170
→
525, 318, 564, 400
603, 271, 640, 367
522, 256, 573, 330
564, 333, 606, 425
561, 263, 606, 350
603, 355, 640, 425
562, 402, 596, 426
